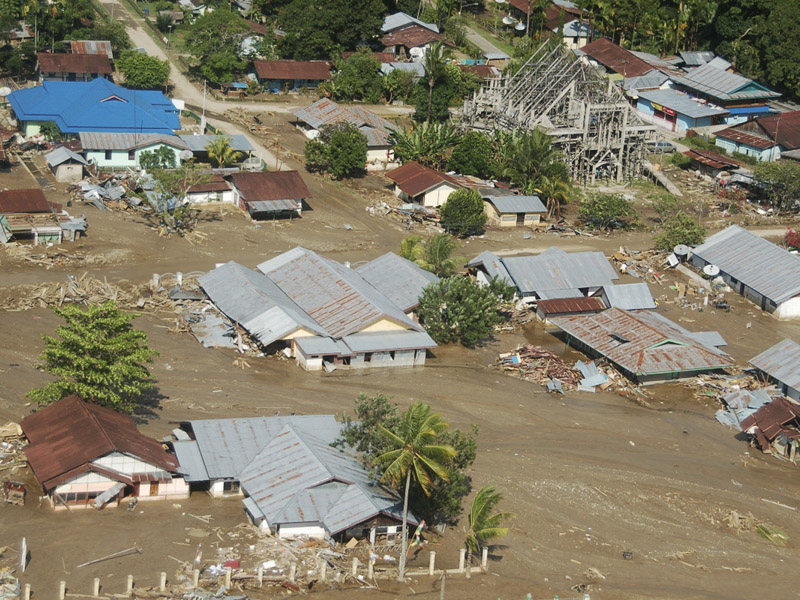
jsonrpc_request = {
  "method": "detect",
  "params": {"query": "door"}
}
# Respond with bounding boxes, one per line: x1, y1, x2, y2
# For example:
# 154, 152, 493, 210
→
516, 213, 525, 226
149, 482, 159, 496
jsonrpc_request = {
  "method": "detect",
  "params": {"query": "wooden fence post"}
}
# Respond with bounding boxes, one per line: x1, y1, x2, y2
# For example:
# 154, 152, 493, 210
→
59, 581, 66, 600
92, 578, 100, 597
429, 551, 436, 575
126, 575, 134, 595
159, 572, 166, 592
458, 549, 466, 573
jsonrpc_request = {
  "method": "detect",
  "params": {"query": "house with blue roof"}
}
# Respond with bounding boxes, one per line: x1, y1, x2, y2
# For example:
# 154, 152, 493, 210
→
8, 78, 180, 137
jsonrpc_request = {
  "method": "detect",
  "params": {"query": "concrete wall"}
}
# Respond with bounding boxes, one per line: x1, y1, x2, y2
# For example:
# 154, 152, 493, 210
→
85, 143, 183, 169
774, 296, 800, 321
210, 479, 243, 498
485, 202, 542, 227
185, 189, 236, 204
396, 182, 459, 208
135, 478, 190, 502
367, 147, 394, 166
278, 524, 327, 539
54, 163, 84, 182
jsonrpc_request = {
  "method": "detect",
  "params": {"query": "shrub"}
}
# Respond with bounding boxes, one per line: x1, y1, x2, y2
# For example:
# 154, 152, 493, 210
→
440, 188, 487, 237
654, 212, 706, 251
579, 193, 638, 230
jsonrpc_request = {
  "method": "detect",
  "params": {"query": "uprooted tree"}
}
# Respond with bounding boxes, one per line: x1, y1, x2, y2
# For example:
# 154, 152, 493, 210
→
27, 301, 158, 413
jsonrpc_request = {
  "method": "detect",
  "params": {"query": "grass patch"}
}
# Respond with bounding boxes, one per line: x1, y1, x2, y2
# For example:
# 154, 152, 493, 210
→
459, 16, 515, 56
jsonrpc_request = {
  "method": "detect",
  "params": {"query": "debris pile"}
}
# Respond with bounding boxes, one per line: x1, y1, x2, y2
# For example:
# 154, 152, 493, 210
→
611, 247, 667, 284
0, 422, 25, 482
0, 568, 20, 600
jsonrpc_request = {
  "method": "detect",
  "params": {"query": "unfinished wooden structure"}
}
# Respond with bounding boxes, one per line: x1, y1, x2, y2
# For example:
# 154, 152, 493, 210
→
461, 42, 655, 184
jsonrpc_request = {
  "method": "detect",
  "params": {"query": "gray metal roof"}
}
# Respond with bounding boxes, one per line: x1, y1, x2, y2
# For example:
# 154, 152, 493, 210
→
537, 288, 582, 300
560, 20, 595, 37
257, 247, 421, 338
172, 440, 209, 482
45, 146, 88, 167
679, 50, 716, 66
341, 330, 436, 353
465, 251, 513, 285
691, 225, 800, 304
178, 134, 254, 153
706, 56, 732, 70
637, 89, 729, 119
380, 62, 425, 78
356, 252, 438, 312
294, 336, 350, 356
750, 339, 800, 392
293, 99, 393, 148
78, 131, 188, 151
486, 195, 547, 214
672, 63, 780, 101
499, 247, 619, 296
622, 71, 670, 91
382, 12, 438, 33
602, 283, 656, 310
483, 51, 509, 60
247, 199, 301, 213
686, 330, 728, 350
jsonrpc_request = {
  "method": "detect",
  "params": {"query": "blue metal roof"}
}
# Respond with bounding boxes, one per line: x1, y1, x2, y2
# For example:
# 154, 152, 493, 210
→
8, 78, 179, 134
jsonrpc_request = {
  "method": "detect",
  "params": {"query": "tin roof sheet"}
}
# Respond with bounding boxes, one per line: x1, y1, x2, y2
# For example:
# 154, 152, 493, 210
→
580, 38, 653, 77
715, 128, 776, 150
386, 161, 461, 197
178, 134, 254, 152
679, 50, 716, 66
45, 146, 88, 167
672, 63, 780, 101
356, 251, 439, 311
294, 336, 351, 356
228, 171, 310, 201
602, 283, 656, 310
750, 339, 800, 392
293, 99, 393, 148
69, 40, 113, 59
691, 225, 800, 304
684, 148, 743, 169
537, 296, 605, 315
37, 52, 112, 74
500, 247, 619, 295
465, 251, 513, 285
638, 89, 730, 119
247, 199, 301, 213
78, 131, 187, 151
341, 330, 436, 353
739, 397, 800, 445
550, 308, 733, 377
0, 188, 53, 214
486, 195, 546, 214
753, 111, 800, 150
253, 60, 330, 81
381, 12, 438, 33
380, 25, 443, 49
171, 440, 209, 482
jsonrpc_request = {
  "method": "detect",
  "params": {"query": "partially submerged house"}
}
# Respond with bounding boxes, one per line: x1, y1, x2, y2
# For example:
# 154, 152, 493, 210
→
197, 248, 436, 371
37, 52, 112, 82
45, 146, 89, 182
549, 308, 733, 383
750, 339, 800, 402
690, 225, 800, 319
21, 395, 188, 510
0, 188, 69, 245
172, 415, 415, 539
739, 397, 800, 461
8, 78, 180, 137
386, 161, 462, 208
483, 194, 547, 227
466, 247, 619, 303
355, 251, 438, 314
253, 60, 331, 91
293, 99, 393, 166
78, 132, 189, 170
226, 171, 310, 219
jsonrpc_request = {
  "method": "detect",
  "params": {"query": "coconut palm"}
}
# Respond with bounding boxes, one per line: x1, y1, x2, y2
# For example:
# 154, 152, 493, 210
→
500, 128, 565, 191
400, 233, 460, 277
206, 135, 242, 168
535, 174, 571, 220
465, 485, 514, 565
422, 41, 448, 123
375, 402, 456, 581
389, 121, 460, 169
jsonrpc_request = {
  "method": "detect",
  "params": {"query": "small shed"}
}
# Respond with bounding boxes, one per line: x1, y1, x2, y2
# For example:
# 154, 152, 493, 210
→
536, 296, 606, 320
749, 339, 800, 402
683, 148, 743, 177
253, 60, 331, 91
185, 176, 234, 204
484, 194, 547, 227
45, 146, 89, 182
226, 171, 310, 219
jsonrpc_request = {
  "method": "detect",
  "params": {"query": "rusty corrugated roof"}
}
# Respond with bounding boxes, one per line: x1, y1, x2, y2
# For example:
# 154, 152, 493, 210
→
293, 98, 393, 147
227, 171, 310, 202
716, 127, 776, 150
386, 161, 461, 197
581, 38, 653, 77
38, 52, 112, 74
69, 40, 113, 59
21, 394, 178, 491
0, 189, 53, 214
537, 296, 605, 316
253, 60, 330, 81
380, 24, 443, 49
739, 397, 800, 448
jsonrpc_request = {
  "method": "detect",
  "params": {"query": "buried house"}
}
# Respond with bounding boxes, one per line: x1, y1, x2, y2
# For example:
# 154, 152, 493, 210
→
549, 307, 733, 383
172, 416, 416, 539
21, 395, 188, 510
749, 339, 800, 402
197, 247, 437, 371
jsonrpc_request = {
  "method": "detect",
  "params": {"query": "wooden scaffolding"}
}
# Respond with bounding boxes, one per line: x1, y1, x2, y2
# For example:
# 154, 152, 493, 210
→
461, 42, 656, 184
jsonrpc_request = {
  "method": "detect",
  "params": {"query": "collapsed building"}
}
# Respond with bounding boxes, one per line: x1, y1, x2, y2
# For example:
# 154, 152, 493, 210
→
461, 42, 655, 183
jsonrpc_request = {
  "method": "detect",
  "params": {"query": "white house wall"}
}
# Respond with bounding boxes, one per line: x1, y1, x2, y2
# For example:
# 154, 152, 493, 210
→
774, 297, 800, 321
93, 452, 164, 475
185, 190, 236, 204
278, 524, 326, 539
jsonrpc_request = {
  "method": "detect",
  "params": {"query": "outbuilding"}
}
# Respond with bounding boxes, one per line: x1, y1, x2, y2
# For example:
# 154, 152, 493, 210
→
749, 339, 800, 402
184, 176, 235, 204
226, 171, 310, 219
386, 161, 461, 208
484, 194, 547, 227
45, 146, 89, 182
253, 60, 331, 91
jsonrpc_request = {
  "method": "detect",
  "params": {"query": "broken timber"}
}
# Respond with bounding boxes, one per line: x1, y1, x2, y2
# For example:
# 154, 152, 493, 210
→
461, 41, 655, 184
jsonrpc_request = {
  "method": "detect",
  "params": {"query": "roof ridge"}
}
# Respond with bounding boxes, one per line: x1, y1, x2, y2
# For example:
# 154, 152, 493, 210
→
75, 396, 116, 451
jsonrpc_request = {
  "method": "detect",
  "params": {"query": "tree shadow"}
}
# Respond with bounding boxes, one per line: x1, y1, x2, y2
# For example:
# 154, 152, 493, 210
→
131, 385, 167, 424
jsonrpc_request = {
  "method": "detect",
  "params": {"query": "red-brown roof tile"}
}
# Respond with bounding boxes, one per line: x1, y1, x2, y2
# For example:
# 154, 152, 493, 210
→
756, 111, 800, 150
253, 60, 330, 81
457, 64, 500, 79
37, 52, 112, 75
0, 189, 53, 214
537, 296, 606, 316
380, 25, 443, 49
581, 38, 652, 78
386, 161, 462, 197
187, 175, 232, 194
739, 396, 800, 450
21, 394, 179, 491
715, 128, 776, 150
227, 171, 311, 201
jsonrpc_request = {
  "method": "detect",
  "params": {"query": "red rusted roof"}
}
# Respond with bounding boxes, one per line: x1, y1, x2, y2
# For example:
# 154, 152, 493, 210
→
245, 20, 268, 35
187, 176, 231, 194
581, 38, 653, 78
21, 395, 179, 491
380, 25, 443, 49
458, 64, 499, 79
386, 161, 462, 197
0, 189, 53, 214
739, 397, 800, 450
253, 60, 330, 81
715, 128, 776, 150
543, 2, 582, 29
756, 111, 800, 150
684, 148, 743, 170
37, 52, 112, 75
227, 171, 311, 201
537, 296, 605, 316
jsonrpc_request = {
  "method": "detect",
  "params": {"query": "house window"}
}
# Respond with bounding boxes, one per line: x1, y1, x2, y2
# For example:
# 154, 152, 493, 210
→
223, 480, 240, 494
105, 150, 112, 160
128, 150, 135, 161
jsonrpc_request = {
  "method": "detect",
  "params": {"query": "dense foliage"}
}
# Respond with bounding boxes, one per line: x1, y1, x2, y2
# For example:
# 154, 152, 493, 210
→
440, 188, 487, 237
206, 135, 242, 168
139, 146, 176, 170
117, 50, 170, 90
304, 123, 368, 179
654, 212, 706, 251
326, 49, 384, 103
390, 121, 460, 170
185, 9, 248, 84
448, 131, 495, 179
417, 276, 515, 347
753, 161, 800, 215
336, 393, 477, 527
580, 193, 639, 230
399, 233, 460, 277
27, 301, 158, 413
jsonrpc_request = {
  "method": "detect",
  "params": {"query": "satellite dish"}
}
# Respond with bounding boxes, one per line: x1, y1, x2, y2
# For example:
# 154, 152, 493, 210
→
0, 87, 10, 97
179, 149, 194, 160
304, 129, 320, 140
673, 244, 690, 257
515, 22, 526, 30
494, 0, 507, 3
502, 15, 515, 25
702, 264, 720, 277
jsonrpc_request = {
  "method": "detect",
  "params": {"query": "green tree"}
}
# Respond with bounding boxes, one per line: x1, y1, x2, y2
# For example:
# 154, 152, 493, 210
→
753, 161, 800, 215
579, 193, 639, 230
27, 301, 158, 413
277, 0, 385, 60
440, 188, 487, 237
419, 40, 449, 122
139, 145, 177, 170
383, 68, 417, 104
39, 121, 61, 142
536, 174, 571, 220
375, 402, 456, 581
417, 276, 515, 346
206, 135, 242, 167
329, 48, 383, 103
390, 121, 460, 169
185, 8, 248, 84
400, 232, 460, 276
304, 123, 367, 179
499, 129, 568, 193
444, 62, 481, 102
117, 50, 170, 89
448, 131, 494, 178
155, 12, 173, 33
465, 485, 514, 565
654, 212, 706, 251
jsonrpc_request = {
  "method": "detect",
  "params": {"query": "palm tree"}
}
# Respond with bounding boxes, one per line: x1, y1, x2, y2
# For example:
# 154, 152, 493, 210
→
389, 121, 460, 169
535, 174, 571, 220
423, 233, 459, 277
206, 135, 242, 167
422, 41, 448, 122
375, 403, 456, 581
465, 485, 514, 566
501, 129, 565, 192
